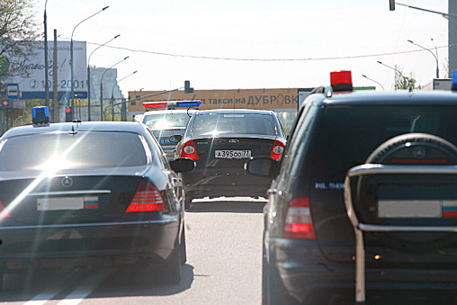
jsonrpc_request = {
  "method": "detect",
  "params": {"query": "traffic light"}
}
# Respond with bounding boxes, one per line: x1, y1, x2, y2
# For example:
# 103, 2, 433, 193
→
184, 80, 194, 93
65, 107, 72, 122
389, 0, 395, 11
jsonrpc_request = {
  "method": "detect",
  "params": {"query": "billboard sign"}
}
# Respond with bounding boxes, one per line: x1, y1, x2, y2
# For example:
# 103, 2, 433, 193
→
128, 88, 301, 113
5, 41, 87, 99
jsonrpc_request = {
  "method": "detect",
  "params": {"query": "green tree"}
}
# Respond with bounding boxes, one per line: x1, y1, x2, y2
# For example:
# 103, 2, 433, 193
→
393, 67, 422, 90
0, 0, 39, 89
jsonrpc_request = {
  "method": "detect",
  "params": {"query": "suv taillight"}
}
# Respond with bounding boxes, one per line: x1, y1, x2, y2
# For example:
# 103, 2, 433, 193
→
270, 140, 285, 160
180, 140, 199, 160
283, 197, 316, 239
126, 182, 167, 213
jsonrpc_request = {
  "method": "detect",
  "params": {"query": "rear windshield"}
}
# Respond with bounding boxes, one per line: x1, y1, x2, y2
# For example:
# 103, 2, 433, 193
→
191, 113, 277, 136
306, 105, 457, 178
0, 132, 148, 171
142, 112, 192, 129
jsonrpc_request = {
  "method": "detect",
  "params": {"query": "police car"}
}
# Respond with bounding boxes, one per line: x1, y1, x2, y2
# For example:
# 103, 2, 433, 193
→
247, 71, 457, 305
139, 100, 200, 159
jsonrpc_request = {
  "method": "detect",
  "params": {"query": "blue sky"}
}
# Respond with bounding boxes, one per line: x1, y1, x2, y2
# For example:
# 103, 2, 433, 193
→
40, 0, 448, 94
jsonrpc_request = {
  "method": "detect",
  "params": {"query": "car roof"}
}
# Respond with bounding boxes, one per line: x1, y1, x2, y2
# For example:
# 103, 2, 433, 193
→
2, 121, 148, 138
316, 90, 457, 107
142, 109, 197, 116
194, 109, 275, 115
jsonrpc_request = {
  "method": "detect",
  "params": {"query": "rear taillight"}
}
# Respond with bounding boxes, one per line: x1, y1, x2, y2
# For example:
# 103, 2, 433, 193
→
283, 197, 316, 239
126, 182, 167, 213
180, 140, 199, 160
270, 140, 285, 160
0, 200, 11, 218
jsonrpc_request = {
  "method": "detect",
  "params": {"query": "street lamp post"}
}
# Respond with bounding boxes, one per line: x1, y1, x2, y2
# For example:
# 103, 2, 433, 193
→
44, 0, 50, 108
407, 39, 439, 78
70, 6, 109, 121
361, 74, 385, 90
377, 61, 407, 89
110, 70, 138, 121
87, 34, 120, 121
100, 56, 129, 121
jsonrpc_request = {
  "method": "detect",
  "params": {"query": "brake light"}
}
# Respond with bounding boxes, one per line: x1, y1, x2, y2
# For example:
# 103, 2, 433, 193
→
283, 197, 316, 239
0, 200, 11, 218
330, 70, 353, 92
180, 140, 199, 160
270, 140, 285, 160
126, 182, 167, 213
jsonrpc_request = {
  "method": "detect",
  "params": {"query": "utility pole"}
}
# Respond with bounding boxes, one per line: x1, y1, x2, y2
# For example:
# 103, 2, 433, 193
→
53, 29, 58, 122
44, 0, 49, 108
397, 1, 457, 77
450, 0, 457, 76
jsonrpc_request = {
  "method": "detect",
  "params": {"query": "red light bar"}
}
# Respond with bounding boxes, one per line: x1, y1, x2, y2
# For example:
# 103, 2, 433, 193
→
330, 71, 353, 92
143, 102, 168, 109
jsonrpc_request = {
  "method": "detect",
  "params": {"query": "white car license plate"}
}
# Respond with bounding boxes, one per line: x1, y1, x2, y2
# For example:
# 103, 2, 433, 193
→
377, 200, 457, 218
378, 200, 441, 218
37, 196, 99, 211
215, 150, 251, 159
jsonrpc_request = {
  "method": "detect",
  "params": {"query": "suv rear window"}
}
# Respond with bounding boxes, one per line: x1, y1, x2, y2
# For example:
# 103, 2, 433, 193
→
305, 105, 457, 178
191, 113, 277, 136
0, 132, 148, 171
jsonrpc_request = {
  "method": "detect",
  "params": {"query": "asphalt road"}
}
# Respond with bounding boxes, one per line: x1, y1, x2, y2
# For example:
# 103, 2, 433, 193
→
0, 197, 266, 305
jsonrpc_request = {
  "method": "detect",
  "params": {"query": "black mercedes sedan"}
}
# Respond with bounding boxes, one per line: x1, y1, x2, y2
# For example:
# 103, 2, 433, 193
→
174, 109, 286, 209
0, 121, 194, 288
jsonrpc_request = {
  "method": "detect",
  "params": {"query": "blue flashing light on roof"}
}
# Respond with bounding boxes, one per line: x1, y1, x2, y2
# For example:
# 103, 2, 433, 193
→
452, 70, 457, 92
176, 100, 201, 107
32, 106, 50, 125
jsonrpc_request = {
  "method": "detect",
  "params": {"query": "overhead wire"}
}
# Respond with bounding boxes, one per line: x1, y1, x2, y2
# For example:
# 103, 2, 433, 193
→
60, 36, 451, 62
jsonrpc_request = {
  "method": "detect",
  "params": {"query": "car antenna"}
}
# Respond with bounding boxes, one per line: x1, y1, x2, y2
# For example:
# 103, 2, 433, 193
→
68, 124, 78, 135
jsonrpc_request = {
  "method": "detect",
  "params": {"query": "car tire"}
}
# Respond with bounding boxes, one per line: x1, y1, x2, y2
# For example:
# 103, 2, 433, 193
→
366, 133, 457, 164
262, 248, 300, 305
161, 240, 182, 285
0, 272, 4, 291
361, 133, 457, 252
180, 228, 187, 265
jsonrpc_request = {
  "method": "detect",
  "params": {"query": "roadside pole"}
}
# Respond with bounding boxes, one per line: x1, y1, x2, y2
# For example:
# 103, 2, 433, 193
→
53, 29, 59, 122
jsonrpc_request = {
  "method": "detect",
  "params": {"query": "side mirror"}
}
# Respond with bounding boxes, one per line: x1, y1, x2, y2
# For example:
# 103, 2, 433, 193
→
245, 157, 280, 177
170, 134, 182, 143
169, 158, 195, 173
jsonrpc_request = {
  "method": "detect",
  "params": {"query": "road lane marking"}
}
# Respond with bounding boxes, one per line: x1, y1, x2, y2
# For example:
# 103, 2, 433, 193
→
23, 269, 80, 305
56, 268, 114, 305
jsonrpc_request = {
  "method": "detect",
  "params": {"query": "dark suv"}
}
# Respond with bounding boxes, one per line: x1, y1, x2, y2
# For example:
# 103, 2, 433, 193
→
248, 74, 457, 304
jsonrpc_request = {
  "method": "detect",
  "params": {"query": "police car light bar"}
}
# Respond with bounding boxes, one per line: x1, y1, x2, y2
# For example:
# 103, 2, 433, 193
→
143, 100, 201, 109
330, 70, 353, 92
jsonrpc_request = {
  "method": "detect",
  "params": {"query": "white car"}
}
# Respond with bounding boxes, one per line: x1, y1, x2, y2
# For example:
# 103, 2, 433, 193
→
141, 108, 197, 159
